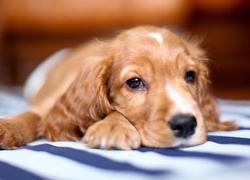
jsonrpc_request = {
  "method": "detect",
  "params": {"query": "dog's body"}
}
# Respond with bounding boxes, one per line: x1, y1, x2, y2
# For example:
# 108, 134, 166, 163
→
0, 26, 238, 150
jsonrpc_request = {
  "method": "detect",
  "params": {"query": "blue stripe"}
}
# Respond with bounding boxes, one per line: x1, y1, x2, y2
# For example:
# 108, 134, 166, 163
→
0, 161, 44, 180
239, 127, 250, 130
22, 144, 170, 176
208, 135, 250, 145
138, 147, 244, 163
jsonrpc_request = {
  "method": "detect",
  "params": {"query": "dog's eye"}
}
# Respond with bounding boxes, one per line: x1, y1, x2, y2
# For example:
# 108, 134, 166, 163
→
185, 71, 195, 83
126, 78, 145, 90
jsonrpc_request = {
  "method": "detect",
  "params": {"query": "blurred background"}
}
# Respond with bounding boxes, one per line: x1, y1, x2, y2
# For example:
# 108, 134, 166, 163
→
0, 0, 249, 99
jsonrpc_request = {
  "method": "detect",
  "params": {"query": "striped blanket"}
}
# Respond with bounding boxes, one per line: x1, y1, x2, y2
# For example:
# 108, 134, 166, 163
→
0, 88, 250, 180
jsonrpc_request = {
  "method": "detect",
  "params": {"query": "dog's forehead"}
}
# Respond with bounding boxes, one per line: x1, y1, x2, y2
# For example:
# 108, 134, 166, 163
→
122, 29, 189, 62
123, 28, 187, 56
148, 32, 163, 44
133, 28, 184, 45
114, 27, 195, 75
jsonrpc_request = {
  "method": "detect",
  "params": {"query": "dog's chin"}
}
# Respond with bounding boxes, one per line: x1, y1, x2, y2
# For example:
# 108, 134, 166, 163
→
169, 134, 207, 148
142, 135, 207, 149
140, 127, 207, 149
169, 139, 201, 148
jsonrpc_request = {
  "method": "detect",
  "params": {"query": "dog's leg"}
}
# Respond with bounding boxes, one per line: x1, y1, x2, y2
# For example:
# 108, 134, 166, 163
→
83, 111, 141, 150
0, 112, 41, 149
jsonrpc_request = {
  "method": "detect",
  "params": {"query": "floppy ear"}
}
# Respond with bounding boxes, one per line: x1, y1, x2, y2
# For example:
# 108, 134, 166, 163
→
39, 57, 114, 141
186, 40, 238, 132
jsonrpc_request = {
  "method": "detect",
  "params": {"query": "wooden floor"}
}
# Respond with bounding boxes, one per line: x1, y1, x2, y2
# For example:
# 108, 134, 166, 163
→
212, 88, 250, 100
189, 13, 250, 100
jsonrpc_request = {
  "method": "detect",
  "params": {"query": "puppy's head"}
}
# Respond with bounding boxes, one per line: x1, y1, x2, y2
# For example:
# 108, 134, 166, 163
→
107, 26, 209, 148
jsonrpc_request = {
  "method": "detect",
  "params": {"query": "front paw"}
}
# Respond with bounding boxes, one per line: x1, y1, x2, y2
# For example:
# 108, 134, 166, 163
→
83, 119, 141, 150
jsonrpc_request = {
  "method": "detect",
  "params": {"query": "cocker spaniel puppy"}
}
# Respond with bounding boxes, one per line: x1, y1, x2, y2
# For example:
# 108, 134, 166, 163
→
0, 26, 238, 150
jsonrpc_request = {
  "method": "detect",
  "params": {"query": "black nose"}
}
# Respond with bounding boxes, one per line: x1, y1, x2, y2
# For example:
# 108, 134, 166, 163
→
169, 115, 197, 138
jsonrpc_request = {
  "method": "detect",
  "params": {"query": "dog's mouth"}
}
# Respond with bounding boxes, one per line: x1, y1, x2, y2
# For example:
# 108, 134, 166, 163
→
138, 113, 207, 149
140, 129, 207, 149
169, 137, 203, 148
167, 114, 207, 148
171, 126, 208, 148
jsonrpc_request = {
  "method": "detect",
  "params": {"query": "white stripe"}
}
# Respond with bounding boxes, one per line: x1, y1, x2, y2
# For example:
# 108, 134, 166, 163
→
209, 129, 250, 138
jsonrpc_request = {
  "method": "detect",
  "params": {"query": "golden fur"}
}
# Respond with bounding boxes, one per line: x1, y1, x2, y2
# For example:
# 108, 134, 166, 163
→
0, 26, 238, 150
